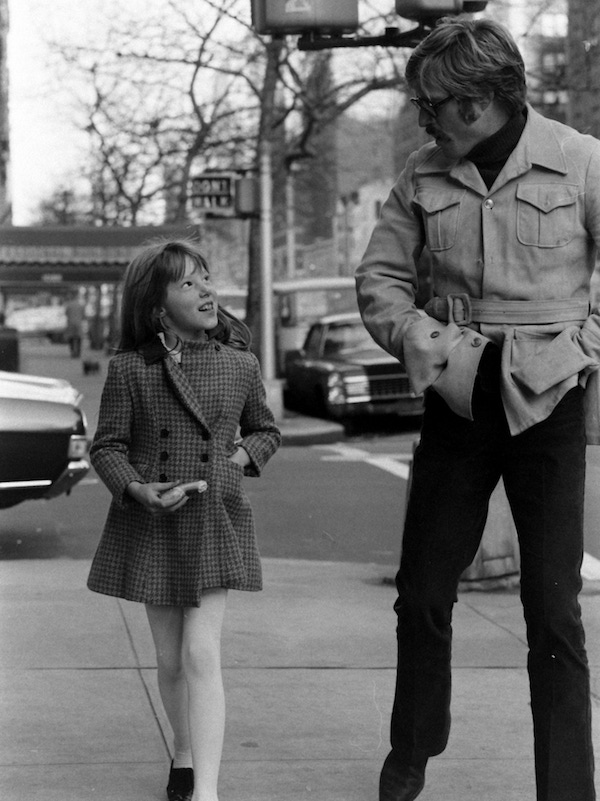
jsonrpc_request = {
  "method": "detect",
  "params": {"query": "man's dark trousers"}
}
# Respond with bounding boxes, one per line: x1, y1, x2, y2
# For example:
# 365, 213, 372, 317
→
387, 382, 596, 801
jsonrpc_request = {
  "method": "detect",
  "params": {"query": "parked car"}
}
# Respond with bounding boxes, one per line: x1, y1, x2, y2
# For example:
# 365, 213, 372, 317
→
0, 371, 90, 509
283, 312, 423, 421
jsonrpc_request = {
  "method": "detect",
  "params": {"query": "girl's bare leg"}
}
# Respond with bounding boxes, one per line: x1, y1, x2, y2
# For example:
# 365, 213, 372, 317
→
182, 589, 228, 801
145, 605, 192, 768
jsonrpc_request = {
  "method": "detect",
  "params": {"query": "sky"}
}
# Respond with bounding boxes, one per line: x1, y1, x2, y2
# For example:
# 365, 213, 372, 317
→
7, 0, 551, 227
7, 0, 112, 225
5, 0, 394, 227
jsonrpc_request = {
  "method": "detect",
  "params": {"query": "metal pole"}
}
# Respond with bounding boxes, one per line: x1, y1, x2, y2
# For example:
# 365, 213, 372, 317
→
260, 141, 275, 381
285, 168, 296, 278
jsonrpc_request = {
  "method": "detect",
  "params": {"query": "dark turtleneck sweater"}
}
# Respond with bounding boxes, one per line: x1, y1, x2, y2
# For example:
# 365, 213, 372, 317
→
466, 108, 527, 190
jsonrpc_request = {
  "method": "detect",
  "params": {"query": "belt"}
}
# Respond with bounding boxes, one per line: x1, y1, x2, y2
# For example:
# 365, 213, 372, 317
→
424, 294, 590, 326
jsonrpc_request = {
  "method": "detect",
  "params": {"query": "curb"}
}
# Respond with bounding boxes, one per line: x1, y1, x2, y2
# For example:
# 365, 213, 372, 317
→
278, 416, 346, 446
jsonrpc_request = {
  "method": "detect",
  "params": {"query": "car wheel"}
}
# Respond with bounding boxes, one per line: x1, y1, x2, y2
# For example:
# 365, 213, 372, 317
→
314, 386, 331, 419
283, 385, 295, 410
343, 418, 359, 436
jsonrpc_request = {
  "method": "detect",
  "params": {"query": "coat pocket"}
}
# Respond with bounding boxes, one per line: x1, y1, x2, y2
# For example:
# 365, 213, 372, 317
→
510, 326, 593, 394
516, 183, 578, 248
415, 187, 465, 251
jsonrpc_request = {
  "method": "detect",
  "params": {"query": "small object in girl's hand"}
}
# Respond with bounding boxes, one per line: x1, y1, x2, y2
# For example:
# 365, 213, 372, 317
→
161, 480, 208, 503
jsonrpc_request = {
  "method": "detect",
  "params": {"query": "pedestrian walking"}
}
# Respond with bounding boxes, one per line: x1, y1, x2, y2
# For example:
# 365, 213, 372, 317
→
356, 17, 599, 801
87, 239, 281, 801
64, 291, 85, 358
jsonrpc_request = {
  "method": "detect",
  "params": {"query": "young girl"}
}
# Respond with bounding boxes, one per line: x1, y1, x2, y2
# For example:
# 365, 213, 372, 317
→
87, 239, 281, 801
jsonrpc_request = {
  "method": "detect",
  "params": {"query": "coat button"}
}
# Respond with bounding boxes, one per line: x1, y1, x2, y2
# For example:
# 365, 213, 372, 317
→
200, 453, 209, 463
160, 428, 169, 438
159, 473, 168, 482
160, 451, 169, 461
484, 198, 494, 209
202, 431, 211, 441
430, 331, 440, 339
472, 337, 482, 347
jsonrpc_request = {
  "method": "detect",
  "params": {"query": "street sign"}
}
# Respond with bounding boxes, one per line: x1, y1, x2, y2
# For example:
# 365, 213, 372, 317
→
190, 172, 240, 216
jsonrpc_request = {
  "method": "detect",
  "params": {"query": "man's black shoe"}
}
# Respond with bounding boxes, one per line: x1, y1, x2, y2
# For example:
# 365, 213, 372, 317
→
379, 750, 427, 801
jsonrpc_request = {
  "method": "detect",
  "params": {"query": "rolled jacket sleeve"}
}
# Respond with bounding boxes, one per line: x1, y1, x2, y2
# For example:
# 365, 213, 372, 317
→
356, 155, 489, 418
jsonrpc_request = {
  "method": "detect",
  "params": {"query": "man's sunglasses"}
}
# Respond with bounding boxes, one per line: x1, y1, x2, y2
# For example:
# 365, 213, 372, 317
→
410, 95, 454, 118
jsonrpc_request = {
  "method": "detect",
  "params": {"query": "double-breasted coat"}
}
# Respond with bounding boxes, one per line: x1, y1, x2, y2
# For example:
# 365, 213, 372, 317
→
87, 333, 281, 606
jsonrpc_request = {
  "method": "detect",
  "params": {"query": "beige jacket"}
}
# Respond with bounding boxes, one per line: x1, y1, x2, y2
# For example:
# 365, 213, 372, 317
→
356, 106, 600, 442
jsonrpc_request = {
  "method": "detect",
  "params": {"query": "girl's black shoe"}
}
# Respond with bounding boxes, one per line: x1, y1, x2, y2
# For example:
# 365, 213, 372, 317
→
166, 761, 194, 801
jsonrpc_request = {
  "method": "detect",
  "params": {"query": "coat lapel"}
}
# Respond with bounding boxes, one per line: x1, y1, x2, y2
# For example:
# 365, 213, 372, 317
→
138, 337, 212, 434
162, 354, 212, 435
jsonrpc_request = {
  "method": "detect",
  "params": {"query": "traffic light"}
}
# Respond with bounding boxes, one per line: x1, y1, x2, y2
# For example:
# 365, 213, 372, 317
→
395, 0, 487, 21
234, 176, 260, 219
251, 0, 359, 36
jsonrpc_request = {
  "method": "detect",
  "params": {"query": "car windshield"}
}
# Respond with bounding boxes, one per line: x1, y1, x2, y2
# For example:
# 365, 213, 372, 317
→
322, 322, 373, 355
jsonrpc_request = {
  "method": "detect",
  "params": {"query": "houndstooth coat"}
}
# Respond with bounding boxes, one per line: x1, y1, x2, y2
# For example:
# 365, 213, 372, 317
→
87, 333, 281, 607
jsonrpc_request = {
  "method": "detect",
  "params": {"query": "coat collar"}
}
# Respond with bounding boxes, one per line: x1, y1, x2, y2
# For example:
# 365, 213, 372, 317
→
137, 336, 216, 436
139, 323, 226, 365
414, 104, 568, 194
139, 337, 169, 365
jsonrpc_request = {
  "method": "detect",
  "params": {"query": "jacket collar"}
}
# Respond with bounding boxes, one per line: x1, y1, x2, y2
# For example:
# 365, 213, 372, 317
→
137, 335, 213, 435
138, 323, 227, 365
139, 337, 169, 365
414, 104, 568, 193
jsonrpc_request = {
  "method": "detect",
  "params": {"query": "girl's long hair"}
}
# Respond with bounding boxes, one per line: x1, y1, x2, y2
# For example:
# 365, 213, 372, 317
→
118, 239, 251, 352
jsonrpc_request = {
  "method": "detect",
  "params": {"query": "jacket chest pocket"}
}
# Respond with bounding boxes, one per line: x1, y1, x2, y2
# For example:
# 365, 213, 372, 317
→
516, 183, 578, 248
415, 188, 465, 251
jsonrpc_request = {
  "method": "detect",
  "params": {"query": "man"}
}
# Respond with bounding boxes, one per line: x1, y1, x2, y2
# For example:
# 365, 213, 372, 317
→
356, 17, 598, 801
64, 291, 85, 358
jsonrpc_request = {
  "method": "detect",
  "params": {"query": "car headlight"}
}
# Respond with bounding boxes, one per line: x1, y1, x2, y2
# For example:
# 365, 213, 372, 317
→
326, 372, 346, 405
327, 370, 369, 405
68, 435, 89, 460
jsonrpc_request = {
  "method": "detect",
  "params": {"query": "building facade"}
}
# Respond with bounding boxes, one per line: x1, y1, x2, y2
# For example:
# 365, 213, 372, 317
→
567, 0, 600, 138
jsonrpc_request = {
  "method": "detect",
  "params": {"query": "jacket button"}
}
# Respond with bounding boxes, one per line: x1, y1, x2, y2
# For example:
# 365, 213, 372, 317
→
201, 453, 209, 463
159, 473, 168, 482
202, 431, 211, 441
484, 198, 494, 209
160, 451, 169, 461
160, 428, 169, 438
472, 337, 482, 347
430, 331, 440, 339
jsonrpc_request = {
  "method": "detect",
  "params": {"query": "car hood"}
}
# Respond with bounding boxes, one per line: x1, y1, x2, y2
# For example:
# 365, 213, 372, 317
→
0, 371, 83, 406
333, 348, 399, 367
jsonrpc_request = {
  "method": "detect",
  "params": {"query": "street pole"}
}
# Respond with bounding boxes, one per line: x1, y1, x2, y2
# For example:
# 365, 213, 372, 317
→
285, 166, 296, 278
259, 140, 275, 382
259, 141, 284, 421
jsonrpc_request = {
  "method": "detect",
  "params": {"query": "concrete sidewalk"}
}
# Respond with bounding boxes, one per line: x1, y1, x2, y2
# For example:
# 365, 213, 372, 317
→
0, 557, 599, 801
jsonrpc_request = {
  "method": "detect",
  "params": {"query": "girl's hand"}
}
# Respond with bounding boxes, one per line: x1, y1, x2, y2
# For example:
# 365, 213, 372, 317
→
126, 480, 188, 514
229, 446, 251, 469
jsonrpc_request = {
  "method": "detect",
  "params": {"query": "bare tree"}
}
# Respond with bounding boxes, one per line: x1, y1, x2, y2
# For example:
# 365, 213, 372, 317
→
45, 0, 411, 345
